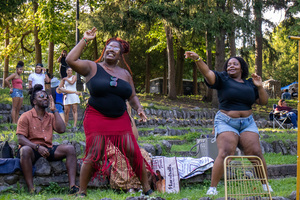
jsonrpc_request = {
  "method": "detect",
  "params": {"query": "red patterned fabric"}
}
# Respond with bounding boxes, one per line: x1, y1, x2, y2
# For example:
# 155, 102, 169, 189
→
83, 105, 153, 179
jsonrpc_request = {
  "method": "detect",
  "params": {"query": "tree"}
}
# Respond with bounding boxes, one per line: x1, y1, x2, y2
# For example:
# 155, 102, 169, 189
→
0, 0, 26, 87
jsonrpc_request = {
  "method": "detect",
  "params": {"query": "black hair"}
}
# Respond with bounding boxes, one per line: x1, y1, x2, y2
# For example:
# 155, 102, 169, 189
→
36, 63, 43, 68
16, 61, 24, 68
29, 84, 46, 107
223, 57, 249, 79
284, 89, 289, 92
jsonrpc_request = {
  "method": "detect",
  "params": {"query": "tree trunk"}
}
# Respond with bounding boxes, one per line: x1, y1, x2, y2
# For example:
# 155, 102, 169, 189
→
48, 41, 54, 75
205, 31, 213, 102
228, 0, 236, 57
213, 29, 226, 108
254, 0, 263, 77
33, 1, 42, 64
3, 25, 9, 88
163, 49, 168, 95
164, 25, 176, 100
229, 32, 236, 57
145, 43, 151, 93
175, 47, 184, 95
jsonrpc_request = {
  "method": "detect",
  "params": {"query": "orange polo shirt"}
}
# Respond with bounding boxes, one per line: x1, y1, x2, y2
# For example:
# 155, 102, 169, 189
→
16, 108, 56, 148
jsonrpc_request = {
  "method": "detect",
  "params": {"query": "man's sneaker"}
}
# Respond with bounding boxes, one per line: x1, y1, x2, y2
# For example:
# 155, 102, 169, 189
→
206, 187, 218, 195
262, 184, 273, 192
69, 185, 79, 195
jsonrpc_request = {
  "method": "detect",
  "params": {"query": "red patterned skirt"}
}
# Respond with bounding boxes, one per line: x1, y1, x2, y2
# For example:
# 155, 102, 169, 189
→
83, 105, 153, 179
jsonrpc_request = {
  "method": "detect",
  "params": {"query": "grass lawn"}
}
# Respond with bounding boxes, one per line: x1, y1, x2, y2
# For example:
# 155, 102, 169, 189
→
0, 177, 296, 200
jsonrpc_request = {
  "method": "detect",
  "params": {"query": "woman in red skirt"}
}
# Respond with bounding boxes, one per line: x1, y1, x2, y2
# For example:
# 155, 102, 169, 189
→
66, 27, 154, 197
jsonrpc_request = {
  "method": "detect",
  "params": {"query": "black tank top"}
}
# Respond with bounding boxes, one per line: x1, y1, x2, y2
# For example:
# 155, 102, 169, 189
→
86, 64, 132, 117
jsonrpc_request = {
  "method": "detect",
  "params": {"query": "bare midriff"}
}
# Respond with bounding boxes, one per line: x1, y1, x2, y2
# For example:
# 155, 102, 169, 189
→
220, 109, 252, 118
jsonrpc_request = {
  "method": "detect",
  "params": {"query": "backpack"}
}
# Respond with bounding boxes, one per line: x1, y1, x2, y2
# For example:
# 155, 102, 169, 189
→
0, 141, 14, 158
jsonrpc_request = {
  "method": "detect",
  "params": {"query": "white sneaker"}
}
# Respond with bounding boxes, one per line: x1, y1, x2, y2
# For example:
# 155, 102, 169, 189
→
262, 184, 273, 192
206, 187, 218, 195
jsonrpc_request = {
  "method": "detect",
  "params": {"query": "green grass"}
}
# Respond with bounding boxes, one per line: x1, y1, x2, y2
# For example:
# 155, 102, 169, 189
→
264, 153, 297, 165
0, 177, 296, 199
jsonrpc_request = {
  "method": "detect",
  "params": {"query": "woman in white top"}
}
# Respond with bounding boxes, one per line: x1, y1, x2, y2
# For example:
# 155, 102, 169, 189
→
60, 67, 80, 129
28, 63, 50, 90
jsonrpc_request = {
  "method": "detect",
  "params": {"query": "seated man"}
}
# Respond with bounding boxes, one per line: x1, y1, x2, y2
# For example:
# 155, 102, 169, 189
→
291, 88, 298, 99
16, 84, 78, 194
275, 99, 297, 129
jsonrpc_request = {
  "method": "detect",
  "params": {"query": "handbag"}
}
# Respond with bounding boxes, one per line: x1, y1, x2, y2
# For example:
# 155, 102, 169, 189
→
190, 137, 218, 160
0, 141, 14, 158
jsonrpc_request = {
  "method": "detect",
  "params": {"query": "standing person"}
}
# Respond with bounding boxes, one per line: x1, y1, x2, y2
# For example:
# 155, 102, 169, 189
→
275, 99, 297, 129
60, 67, 80, 130
57, 50, 68, 78
184, 51, 272, 195
5, 61, 24, 124
16, 84, 78, 194
66, 27, 154, 197
281, 89, 291, 100
51, 76, 81, 123
28, 63, 50, 90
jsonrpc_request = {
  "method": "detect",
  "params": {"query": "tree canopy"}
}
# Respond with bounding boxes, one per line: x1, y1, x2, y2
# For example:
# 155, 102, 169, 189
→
0, 0, 299, 95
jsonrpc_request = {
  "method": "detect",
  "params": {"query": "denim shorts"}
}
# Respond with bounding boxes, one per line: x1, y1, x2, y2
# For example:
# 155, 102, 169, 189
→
10, 88, 23, 98
214, 111, 259, 138
55, 103, 64, 114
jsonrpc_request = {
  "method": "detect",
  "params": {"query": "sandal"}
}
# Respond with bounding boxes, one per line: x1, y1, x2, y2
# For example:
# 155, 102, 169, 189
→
69, 185, 80, 195
75, 192, 87, 198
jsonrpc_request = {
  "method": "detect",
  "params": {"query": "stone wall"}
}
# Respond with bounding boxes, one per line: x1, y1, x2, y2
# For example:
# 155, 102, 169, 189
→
0, 103, 286, 129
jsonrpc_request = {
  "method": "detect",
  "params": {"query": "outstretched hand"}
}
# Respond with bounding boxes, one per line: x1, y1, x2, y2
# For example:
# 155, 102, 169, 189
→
251, 73, 263, 87
137, 108, 147, 122
83, 27, 97, 41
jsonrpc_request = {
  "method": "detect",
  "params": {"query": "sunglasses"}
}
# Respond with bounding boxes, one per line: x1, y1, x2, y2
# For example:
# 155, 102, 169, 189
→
106, 46, 120, 51
110, 76, 118, 87
38, 93, 48, 99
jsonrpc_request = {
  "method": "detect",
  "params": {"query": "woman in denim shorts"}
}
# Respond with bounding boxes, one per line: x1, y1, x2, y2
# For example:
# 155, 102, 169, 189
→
184, 51, 272, 195
5, 61, 24, 124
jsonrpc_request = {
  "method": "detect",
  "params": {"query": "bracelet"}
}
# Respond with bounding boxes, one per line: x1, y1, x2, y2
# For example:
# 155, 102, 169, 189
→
195, 57, 201, 62
83, 37, 88, 46
51, 109, 58, 113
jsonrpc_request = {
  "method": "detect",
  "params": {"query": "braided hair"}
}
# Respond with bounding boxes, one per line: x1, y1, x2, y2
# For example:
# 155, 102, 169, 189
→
95, 38, 132, 75
29, 84, 46, 107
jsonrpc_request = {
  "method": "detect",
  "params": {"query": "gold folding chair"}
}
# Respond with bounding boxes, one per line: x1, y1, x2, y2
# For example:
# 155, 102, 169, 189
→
224, 156, 272, 200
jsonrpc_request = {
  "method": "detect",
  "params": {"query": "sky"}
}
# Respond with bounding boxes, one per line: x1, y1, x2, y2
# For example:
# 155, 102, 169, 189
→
263, 8, 286, 32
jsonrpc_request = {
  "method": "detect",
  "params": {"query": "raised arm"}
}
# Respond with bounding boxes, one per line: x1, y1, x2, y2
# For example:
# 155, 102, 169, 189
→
252, 73, 268, 105
184, 51, 216, 85
66, 27, 97, 77
49, 95, 65, 133
57, 54, 62, 63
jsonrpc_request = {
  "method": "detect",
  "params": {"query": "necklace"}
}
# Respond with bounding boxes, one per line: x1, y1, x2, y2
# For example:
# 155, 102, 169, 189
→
102, 62, 117, 72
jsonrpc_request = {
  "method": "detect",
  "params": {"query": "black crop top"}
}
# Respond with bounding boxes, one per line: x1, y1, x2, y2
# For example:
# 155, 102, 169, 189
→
205, 71, 259, 111
86, 64, 132, 117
